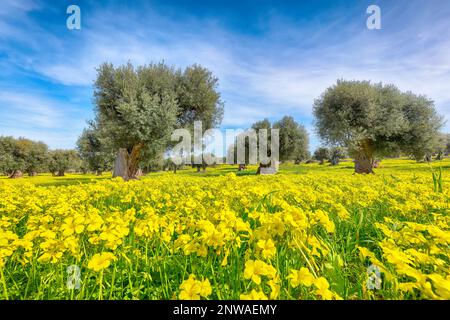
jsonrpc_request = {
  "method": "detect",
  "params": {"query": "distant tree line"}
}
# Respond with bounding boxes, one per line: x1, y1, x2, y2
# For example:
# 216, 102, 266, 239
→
0, 136, 113, 178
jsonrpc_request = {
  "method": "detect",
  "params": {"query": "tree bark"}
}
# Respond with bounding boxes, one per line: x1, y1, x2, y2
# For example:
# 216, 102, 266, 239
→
113, 148, 129, 180
57, 170, 65, 176
9, 170, 23, 179
112, 144, 144, 181
354, 141, 374, 174
127, 144, 143, 179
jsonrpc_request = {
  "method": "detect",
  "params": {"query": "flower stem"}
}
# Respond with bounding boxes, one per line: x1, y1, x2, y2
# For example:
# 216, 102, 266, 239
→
0, 267, 9, 300
98, 270, 104, 300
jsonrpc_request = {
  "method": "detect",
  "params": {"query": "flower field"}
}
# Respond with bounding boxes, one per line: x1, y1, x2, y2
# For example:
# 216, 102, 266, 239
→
0, 160, 449, 300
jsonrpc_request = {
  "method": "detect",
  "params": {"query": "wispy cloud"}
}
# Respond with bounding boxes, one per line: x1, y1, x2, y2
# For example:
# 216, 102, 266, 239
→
0, 90, 88, 148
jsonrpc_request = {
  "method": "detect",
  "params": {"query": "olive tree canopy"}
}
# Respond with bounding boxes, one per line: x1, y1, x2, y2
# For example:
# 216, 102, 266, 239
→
313, 80, 444, 173
93, 62, 179, 180
77, 123, 113, 175
273, 116, 309, 163
313, 147, 330, 165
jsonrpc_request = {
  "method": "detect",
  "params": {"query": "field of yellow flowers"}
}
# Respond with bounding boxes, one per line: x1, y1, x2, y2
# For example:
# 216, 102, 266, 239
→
0, 159, 449, 300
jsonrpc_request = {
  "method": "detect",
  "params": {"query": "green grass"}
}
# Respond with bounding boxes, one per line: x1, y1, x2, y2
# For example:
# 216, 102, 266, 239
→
1, 158, 449, 186
0, 173, 112, 187
0, 158, 449, 300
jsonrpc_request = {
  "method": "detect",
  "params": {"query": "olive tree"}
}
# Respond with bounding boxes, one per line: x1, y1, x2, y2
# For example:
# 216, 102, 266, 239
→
90, 62, 223, 180
273, 116, 309, 163
0, 136, 23, 177
329, 146, 347, 165
93, 62, 179, 180
313, 80, 444, 173
0, 136, 48, 177
231, 117, 309, 172
48, 150, 71, 176
77, 124, 113, 175
313, 147, 330, 165
19, 139, 48, 176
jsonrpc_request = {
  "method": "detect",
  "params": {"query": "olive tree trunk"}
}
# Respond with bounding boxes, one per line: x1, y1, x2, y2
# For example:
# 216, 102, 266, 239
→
9, 170, 23, 179
354, 142, 374, 174
113, 144, 144, 181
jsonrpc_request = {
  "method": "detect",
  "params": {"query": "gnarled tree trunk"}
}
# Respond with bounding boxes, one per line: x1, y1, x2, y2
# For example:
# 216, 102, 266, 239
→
354, 141, 374, 174
9, 170, 23, 179
113, 148, 129, 180
113, 144, 144, 181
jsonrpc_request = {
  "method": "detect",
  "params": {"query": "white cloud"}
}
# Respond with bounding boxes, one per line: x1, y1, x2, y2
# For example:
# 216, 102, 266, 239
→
0, 90, 88, 149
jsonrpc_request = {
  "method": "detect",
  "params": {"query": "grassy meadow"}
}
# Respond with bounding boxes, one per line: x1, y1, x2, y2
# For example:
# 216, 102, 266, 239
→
0, 159, 449, 300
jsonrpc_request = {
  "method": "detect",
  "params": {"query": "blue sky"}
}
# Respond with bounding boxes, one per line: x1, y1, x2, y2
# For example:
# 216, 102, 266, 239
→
0, 0, 449, 151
